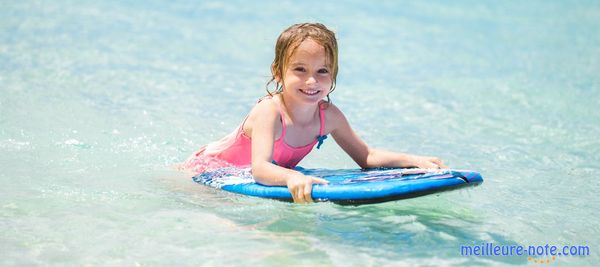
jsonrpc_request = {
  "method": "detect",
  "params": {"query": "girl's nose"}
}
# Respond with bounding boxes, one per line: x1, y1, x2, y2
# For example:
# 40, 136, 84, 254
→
306, 75, 317, 85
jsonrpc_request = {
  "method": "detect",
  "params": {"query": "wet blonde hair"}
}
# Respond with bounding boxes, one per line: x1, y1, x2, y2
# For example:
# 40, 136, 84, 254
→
266, 23, 338, 103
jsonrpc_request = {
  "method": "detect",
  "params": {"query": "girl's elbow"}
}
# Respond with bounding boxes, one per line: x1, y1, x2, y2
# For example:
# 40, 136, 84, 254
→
356, 160, 370, 169
251, 161, 261, 173
358, 148, 376, 169
359, 164, 370, 170
355, 156, 372, 169
251, 161, 265, 178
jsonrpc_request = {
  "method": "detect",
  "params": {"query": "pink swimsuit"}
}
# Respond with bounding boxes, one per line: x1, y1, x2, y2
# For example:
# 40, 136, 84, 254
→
182, 97, 327, 173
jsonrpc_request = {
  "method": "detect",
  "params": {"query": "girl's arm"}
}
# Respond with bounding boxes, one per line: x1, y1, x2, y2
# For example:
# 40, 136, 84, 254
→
328, 104, 447, 169
248, 100, 327, 203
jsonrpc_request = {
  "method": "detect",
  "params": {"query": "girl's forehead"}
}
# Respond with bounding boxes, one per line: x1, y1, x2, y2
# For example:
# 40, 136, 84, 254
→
289, 39, 326, 62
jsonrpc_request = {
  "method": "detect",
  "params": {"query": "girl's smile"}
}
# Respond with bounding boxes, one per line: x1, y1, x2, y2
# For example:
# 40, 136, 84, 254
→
299, 89, 320, 96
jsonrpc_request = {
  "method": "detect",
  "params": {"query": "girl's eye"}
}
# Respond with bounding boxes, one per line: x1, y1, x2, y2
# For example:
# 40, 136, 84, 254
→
294, 67, 306, 72
318, 69, 329, 74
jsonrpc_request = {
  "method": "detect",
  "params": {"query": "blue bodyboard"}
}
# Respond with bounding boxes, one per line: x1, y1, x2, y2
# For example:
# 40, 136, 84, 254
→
193, 168, 483, 204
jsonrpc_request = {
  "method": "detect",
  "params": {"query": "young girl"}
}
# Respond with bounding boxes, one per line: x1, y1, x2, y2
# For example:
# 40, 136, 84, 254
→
182, 23, 447, 203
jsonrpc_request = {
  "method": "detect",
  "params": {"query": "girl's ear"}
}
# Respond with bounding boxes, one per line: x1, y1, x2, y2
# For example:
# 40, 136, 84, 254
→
271, 64, 281, 83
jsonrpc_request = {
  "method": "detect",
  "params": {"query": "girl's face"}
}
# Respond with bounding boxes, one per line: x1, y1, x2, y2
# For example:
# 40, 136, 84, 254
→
280, 38, 332, 105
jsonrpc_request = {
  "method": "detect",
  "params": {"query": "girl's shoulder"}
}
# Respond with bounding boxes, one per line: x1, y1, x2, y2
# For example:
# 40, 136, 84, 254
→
321, 101, 344, 118
321, 101, 348, 133
242, 96, 282, 137
257, 95, 281, 112
247, 96, 281, 121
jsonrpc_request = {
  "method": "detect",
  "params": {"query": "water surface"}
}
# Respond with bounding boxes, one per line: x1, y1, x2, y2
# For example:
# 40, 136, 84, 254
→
1, 1, 599, 266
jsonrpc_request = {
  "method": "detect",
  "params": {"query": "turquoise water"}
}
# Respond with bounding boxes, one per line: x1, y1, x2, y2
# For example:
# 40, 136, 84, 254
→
1, 0, 599, 266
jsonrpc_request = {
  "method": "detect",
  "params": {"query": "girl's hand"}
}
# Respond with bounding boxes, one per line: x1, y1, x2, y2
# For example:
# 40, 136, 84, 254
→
286, 173, 329, 204
411, 155, 448, 169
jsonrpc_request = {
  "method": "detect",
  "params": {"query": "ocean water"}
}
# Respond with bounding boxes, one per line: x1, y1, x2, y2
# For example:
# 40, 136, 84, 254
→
1, 0, 599, 266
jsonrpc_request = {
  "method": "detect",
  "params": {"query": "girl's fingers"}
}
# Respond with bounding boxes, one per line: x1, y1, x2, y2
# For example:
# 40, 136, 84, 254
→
288, 176, 329, 204
289, 185, 303, 203
295, 188, 304, 203
289, 187, 299, 203
431, 158, 441, 168
432, 158, 448, 169
311, 177, 329, 184
424, 161, 438, 169
427, 157, 449, 169
304, 184, 313, 203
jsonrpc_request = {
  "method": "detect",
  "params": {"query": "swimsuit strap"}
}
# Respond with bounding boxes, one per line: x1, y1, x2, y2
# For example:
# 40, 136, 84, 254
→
256, 95, 287, 137
315, 101, 328, 149
277, 102, 287, 138
318, 101, 326, 136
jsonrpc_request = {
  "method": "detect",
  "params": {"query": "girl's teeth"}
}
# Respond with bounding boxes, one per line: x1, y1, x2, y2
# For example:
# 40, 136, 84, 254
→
301, 89, 318, 95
